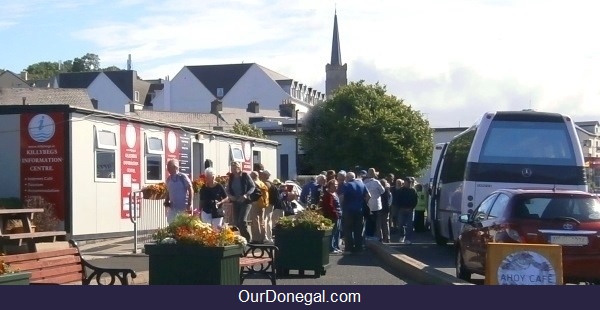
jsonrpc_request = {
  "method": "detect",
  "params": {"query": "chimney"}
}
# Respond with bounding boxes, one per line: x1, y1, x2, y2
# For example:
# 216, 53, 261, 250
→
125, 102, 135, 114
90, 98, 98, 109
21, 71, 28, 80
210, 99, 223, 114
22, 97, 27, 105
247, 100, 259, 113
279, 100, 296, 117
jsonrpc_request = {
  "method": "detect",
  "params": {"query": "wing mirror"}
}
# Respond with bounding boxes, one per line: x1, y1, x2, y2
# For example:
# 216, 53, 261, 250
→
458, 214, 471, 224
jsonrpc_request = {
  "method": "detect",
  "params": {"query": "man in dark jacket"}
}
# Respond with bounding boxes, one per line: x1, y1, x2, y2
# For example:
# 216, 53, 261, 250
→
395, 177, 418, 244
341, 172, 371, 253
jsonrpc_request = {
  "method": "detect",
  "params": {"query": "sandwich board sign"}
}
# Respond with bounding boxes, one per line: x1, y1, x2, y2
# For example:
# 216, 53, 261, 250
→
485, 243, 563, 285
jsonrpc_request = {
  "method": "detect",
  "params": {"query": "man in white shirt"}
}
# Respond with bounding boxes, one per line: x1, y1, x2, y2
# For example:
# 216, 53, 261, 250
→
363, 168, 385, 241
163, 159, 194, 224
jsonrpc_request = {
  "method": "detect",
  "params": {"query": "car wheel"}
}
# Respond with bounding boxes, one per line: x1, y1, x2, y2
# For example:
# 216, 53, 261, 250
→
456, 245, 472, 281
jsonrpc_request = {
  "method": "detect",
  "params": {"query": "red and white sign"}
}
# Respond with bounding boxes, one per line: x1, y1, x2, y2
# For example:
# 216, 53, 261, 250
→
120, 122, 141, 219
20, 112, 66, 221
241, 141, 252, 172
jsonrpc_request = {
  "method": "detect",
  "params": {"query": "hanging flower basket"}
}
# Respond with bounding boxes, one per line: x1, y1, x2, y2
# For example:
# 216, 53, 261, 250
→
141, 183, 167, 200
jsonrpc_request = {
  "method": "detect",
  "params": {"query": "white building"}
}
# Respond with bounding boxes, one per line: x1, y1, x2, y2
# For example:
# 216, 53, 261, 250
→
150, 64, 325, 115
0, 103, 278, 240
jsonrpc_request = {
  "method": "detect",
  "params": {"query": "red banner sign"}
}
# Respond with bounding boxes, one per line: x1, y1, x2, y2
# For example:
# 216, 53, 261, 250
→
120, 122, 141, 219
20, 112, 66, 221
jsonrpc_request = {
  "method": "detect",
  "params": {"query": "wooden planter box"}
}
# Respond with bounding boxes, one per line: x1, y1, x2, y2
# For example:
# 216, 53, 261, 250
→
0, 272, 31, 285
273, 228, 332, 278
144, 243, 242, 285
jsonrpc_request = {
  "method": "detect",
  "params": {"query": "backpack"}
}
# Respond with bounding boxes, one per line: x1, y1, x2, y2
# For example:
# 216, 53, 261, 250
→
253, 180, 270, 208
249, 184, 263, 202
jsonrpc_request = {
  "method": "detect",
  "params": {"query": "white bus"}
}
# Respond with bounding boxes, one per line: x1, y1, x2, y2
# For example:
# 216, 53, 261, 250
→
430, 110, 588, 245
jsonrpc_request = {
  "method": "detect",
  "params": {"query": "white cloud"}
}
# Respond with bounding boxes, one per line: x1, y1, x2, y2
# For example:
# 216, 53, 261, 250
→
58, 0, 600, 126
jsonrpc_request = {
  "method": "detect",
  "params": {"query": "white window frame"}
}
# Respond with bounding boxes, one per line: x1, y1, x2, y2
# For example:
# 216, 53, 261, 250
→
230, 145, 244, 162
134, 91, 140, 102
145, 134, 164, 183
94, 127, 118, 183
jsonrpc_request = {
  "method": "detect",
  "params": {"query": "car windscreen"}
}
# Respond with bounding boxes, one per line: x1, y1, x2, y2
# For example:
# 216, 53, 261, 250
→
513, 195, 600, 222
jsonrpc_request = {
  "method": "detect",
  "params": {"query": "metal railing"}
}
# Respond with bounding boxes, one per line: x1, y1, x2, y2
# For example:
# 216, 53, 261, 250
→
129, 191, 169, 253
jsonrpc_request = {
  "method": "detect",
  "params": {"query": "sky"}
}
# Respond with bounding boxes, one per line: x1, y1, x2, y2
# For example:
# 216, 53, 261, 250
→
2, 0, 600, 128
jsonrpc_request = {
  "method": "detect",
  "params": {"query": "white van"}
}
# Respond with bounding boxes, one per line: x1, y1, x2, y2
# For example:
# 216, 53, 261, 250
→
430, 110, 588, 245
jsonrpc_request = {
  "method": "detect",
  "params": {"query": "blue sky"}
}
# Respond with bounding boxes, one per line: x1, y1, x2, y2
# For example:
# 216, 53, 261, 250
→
3, 0, 600, 127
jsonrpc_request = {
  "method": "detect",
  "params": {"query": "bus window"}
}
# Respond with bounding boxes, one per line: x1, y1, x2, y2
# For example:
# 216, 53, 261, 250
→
479, 120, 576, 166
440, 129, 476, 184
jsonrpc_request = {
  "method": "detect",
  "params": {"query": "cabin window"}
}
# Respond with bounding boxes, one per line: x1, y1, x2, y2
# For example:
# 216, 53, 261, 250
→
230, 146, 244, 162
95, 128, 117, 181
146, 136, 164, 181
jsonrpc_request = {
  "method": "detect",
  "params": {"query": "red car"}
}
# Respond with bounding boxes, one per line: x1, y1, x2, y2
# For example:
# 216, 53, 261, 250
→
456, 188, 600, 284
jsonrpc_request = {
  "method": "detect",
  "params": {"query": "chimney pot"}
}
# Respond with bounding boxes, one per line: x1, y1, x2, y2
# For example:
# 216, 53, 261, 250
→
210, 99, 223, 114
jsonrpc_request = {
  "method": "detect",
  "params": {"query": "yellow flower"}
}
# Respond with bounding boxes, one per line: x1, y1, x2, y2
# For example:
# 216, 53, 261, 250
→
152, 213, 247, 247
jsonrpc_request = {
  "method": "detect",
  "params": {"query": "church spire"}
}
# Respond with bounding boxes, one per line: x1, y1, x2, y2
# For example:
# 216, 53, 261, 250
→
325, 9, 347, 99
330, 10, 342, 66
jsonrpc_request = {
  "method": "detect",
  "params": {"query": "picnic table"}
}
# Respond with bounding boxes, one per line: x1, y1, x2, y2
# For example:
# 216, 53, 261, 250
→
0, 208, 67, 253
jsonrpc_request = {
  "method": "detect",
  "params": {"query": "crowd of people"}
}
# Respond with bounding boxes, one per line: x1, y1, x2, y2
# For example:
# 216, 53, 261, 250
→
161, 158, 428, 254
303, 168, 428, 254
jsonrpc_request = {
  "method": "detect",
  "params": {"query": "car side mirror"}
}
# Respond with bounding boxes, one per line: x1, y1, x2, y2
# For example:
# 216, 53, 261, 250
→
458, 214, 471, 224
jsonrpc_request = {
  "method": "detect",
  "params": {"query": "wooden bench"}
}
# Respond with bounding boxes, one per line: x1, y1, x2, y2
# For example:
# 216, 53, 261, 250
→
240, 244, 278, 285
1, 240, 137, 285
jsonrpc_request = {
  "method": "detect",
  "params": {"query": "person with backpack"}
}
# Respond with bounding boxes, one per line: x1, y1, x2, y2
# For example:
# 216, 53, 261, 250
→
226, 161, 256, 241
248, 171, 270, 244
260, 170, 280, 243
163, 159, 194, 224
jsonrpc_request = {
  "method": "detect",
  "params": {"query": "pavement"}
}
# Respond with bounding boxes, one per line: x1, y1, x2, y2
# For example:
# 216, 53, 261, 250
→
78, 237, 412, 285
75, 229, 482, 286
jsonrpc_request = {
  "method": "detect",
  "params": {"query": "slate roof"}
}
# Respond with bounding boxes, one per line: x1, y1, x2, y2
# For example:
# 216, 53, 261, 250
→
58, 72, 100, 89
256, 64, 290, 81
130, 106, 285, 131
0, 88, 94, 109
58, 70, 154, 103
186, 64, 253, 98
131, 110, 226, 130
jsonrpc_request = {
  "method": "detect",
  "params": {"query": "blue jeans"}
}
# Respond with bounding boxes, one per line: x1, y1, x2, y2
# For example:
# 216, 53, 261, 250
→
330, 219, 341, 251
232, 201, 252, 241
397, 209, 414, 241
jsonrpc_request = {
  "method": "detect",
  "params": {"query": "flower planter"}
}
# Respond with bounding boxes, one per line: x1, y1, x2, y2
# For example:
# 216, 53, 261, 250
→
0, 272, 31, 285
144, 243, 242, 285
273, 228, 332, 278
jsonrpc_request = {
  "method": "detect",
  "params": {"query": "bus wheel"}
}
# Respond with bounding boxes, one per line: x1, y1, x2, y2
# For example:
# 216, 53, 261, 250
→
456, 245, 472, 281
433, 221, 447, 246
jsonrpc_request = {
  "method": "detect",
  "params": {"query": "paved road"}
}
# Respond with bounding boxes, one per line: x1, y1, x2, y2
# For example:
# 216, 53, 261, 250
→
84, 244, 410, 285
388, 231, 485, 285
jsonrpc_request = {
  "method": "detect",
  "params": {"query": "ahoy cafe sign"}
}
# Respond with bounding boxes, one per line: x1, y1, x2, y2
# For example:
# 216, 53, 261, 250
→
485, 243, 563, 285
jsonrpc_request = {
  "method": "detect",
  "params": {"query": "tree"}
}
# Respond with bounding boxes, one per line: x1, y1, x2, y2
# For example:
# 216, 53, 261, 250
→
25, 61, 60, 80
300, 81, 433, 177
71, 53, 101, 72
230, 123, 266, 139
102, 66, 121, 71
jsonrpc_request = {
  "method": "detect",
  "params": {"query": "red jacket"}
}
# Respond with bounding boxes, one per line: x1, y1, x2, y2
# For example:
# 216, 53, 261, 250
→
320, 191, 340, 221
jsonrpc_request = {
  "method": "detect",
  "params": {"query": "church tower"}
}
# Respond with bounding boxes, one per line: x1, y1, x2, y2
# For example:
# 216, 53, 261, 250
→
325, 10, 347, 99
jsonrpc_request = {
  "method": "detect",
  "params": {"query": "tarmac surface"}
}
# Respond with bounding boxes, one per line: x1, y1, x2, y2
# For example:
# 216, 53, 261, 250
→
79, 238, 411, 285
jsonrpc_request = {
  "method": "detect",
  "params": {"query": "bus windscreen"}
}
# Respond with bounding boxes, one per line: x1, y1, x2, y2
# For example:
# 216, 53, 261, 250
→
478, 120, 576, 166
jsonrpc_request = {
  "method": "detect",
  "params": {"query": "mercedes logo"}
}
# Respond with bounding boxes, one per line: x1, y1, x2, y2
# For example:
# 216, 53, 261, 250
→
563, 223, 574, 230
522, 168, 532, 178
